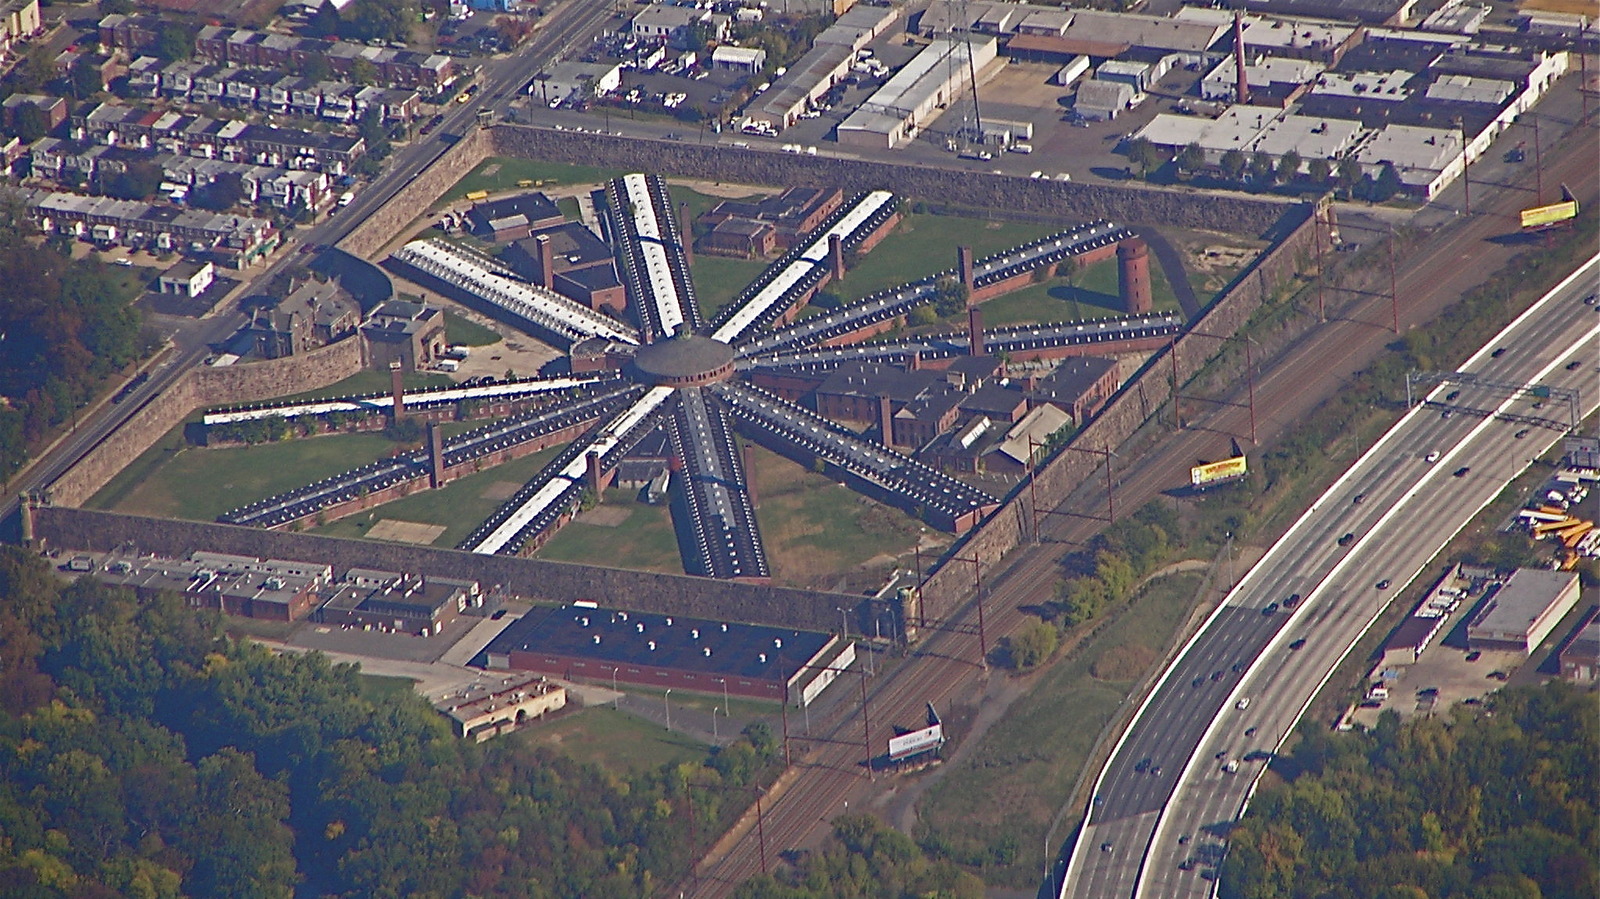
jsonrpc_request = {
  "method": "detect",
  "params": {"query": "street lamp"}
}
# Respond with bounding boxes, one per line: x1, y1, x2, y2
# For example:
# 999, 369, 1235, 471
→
664, 689, 673, 732
836, 606, 850, 641
717, 677, 729, 717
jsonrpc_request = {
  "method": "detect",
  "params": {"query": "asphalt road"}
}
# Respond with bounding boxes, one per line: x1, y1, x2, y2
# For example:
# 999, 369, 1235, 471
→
686, 94, 1598, 898
1063, 253, 1600, 899
0, 0, 620, 532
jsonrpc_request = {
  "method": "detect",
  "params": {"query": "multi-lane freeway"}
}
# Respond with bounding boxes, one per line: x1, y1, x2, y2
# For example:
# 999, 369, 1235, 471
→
1064, 253, 1600, 898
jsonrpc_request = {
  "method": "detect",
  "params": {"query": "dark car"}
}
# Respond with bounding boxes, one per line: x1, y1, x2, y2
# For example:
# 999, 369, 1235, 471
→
1514, 429, 1530, 439
1567, 360, 1582, 371
1102, 842, 1113, 852
1151, 765, 1162, 777
491, 609, 507, 620
1491, 348, 1506, 358
1488, 670, 1508, 681
1453, 466, 1470, 477
1283, 593, 1301, 608
1353, 493, 1366, 504
1289, 638, 1307, 650
1211, 670, 1225, 681
1135, 757, 1152, 773
1262, 602, 1279, 616
1244, 727, 1258, 737
1338, 532, 1355, 547
1466, 650, 1482, 662
1232, 662, 1246, 673
1446, 390, 1461, 401
1192, 676, 1205, 688
1376, 579, 1392, 589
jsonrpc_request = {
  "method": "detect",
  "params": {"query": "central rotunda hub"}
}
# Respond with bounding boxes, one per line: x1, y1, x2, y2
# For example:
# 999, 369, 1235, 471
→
630, 335, 736, 386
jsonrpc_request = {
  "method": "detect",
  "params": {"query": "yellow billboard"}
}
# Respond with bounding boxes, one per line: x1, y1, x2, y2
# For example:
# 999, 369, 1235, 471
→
1520, 201, 1578, 230
1191, 456, 1248, 488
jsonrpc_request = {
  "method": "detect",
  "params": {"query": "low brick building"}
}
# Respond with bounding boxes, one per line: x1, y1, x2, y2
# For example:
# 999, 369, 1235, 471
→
361, 299, 448, 372
434, 673, 567, 741
1028, 355, 1120, 423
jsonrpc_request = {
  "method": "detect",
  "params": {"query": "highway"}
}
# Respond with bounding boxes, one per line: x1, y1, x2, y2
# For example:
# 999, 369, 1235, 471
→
1063, 252, 1600, 899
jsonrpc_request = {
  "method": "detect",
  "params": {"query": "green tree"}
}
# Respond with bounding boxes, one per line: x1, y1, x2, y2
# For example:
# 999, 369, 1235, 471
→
1373, 162, 1402, 201
10, 102, 49, 142
1006, 621, 1058, 669
932, 276, 970, 317
102, 160, 165, 200
1219, 148, 1247, 183
350, 57, 379, 86
154, 24, 195, 61
307, 0, 342, 38
1126, 136, 1165, 178
1307, 156, 1332, 186
1248, 150, 1276, 187
70, 61, 106, 101
1277, 149, 1302, 183
1177, 141, 1206, 175
1336, 157, 1364, 196
302, 53, 334, 82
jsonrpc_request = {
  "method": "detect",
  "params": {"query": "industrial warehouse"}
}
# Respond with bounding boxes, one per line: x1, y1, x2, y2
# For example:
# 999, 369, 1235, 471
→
480, 603, 854, 707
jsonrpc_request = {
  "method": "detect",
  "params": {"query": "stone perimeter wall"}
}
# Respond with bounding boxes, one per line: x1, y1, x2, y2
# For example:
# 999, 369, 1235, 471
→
48, 338, 366, 508
338, 127, 493, 260
488, 125, 1292, 233
29, 506, 856, 632
907, 201, 1331, 630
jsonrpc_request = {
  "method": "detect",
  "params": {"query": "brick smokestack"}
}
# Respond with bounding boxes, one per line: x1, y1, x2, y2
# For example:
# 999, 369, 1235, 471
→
908, 350, 921, 371
587, 451, 603, 503
428, 420, 445, 488
743, 443, 758, 508
1233, 10, 1251, 105
536, 234, 554, 290
1118, 238, 1153, 315
957, 245, 975, 294
389, 362, 405, 420
878, 394, 895, 447
968, 306, 984, 356
679, 203, 693, 265
829, 233, 845, 282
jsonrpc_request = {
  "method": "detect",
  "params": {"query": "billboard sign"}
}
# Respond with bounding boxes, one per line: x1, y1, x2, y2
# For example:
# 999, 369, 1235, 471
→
1520, 201, 1578, 230
888, 723, 945, 760
1190, 456, 1248, 488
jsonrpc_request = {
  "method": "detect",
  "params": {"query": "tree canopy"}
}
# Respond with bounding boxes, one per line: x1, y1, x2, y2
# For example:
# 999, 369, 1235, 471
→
0, 546, 784, 897
1222, 683, 1598, 899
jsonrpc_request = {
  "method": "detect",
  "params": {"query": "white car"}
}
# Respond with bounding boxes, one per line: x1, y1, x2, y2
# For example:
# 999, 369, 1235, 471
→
1235, 697, 1251, 710
1424, 451, 1440, 463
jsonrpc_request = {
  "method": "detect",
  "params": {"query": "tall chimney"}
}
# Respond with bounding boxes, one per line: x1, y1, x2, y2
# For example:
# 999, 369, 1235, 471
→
967, 306, 984, 356
828, 233, 845, 282
878, 395, 895, 447
1118, 238, 1153, 315
1233, 10, 1251, 105
957, 245, 975, 294
536, 234, 554, 290
679, 202, 693, 265
389, 361, 405, 420
428, 420, 445, 488
908, 350, 922, 371
587, 450, 603, 502
743, 443, 758, 508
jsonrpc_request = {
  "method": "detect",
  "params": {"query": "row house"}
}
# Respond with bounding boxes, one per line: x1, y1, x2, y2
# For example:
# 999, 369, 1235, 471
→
75, 103, 365, 175
193, 25, 457, 93
29, 141, 332, 213
96, 13, 160, 54
19, 187, 278, 266
123, 56, 421, 122
0, 0, 41, 60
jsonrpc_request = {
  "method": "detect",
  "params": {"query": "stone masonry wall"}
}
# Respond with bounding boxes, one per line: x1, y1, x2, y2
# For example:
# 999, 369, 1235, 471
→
29, 506, 861, 631
48, 338, 366, 508
489, 125, 1292, 233
910, 202, 1329, 626
337, 126, 494, 260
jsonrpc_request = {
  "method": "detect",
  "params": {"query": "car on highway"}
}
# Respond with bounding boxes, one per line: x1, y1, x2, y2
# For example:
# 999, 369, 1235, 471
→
1353, 493, 1366, 504
1192, 676, 1205, 687
1214, 750, 1227, 760
1453, 466, 1471, 477
1441, 409, 1452, 419
1101, 842, 1113, 853
1424, 451, 1440, 463
1514, 429, 1530, 439
1491, 348, 1506, 358
1151, 765, 1162, 776
1135, 757, 1152, 772
1338, 532, 1355, 547
1222, 760, 1239, 773
1244, 726, 1257, 737
1466, 650, 1482, 662
1283, 593, 1301, 608
1568, 360, 1583, 370
1446, 390, 1461, 401
1235, 697, 1251, 710
1262, 602, 1279, 615
1289, 638, 1307, 650
1376, 579, 1392, 589
1488, 670, 1508, 681
1211, 669, 1225, 681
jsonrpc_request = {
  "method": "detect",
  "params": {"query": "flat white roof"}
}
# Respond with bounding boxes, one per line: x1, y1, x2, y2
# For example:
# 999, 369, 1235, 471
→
1309, 69, 1415, 101
1247, 114, 1363, 160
